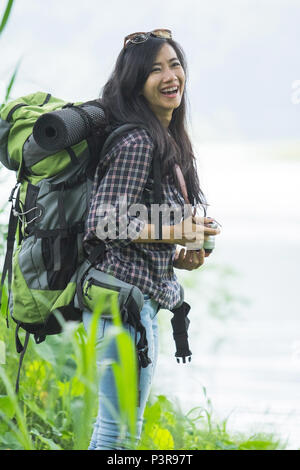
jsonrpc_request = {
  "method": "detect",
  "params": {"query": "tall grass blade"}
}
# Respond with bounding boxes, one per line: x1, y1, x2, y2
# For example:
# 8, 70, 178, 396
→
4, 59, 21, 103
110, 295, 137, 448
0, 0, 14, 35
71, 305, 101, 450
0, 367, 34, 450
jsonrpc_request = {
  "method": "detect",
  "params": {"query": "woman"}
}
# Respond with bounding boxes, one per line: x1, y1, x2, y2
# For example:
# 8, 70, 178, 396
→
82, 29, 220, 450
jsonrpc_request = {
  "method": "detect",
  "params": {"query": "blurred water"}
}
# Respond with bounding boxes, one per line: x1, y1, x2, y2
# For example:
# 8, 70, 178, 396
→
153, 141, 300, 450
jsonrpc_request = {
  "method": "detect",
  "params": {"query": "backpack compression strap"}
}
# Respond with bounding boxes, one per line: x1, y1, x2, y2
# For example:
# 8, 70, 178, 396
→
14, 327, 30, 394
170, 301, 192, 363
0, 184, 21, 326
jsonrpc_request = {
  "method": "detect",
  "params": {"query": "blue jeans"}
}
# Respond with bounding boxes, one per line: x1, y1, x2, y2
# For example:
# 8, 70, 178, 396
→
82, 294, 159, 450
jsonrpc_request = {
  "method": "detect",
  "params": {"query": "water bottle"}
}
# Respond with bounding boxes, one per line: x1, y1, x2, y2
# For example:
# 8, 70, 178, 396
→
203, 220, 219, 254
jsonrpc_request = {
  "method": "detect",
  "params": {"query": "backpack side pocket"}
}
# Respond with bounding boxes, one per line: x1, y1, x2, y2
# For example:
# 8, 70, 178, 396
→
41, 232, 78, 290
81, 268, 144, 320
12, 243, 60, 325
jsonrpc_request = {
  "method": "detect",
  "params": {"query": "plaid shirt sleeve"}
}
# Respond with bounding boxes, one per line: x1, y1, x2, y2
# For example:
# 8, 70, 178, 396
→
85, 129, 154, 249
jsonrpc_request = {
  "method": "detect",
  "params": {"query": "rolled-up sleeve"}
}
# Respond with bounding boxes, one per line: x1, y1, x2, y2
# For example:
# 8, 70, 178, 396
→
86, 130, 154, 249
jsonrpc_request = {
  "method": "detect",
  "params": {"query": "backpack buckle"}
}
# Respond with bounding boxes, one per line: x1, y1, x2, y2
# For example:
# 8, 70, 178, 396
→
8, 183, 20, 202
62, 102, 74, 109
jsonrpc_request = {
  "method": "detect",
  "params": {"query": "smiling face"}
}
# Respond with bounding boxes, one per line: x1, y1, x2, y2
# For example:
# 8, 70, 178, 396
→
141, 43, 186, 128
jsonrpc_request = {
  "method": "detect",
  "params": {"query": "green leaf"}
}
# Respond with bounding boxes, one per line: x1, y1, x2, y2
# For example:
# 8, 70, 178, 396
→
23, 397, 56, 429
149, 424, 174, 450
0, 0, 14, 35
0, 284, 8, 318
112, 328, 137, 441
0, 395, 15, 419
4, 59, 21, 103
0, 367, 34, 450
0, 431, 22, 450
30, 429, 62, 450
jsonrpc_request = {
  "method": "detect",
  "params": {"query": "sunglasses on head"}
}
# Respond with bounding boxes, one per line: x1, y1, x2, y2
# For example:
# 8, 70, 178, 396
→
123, 29, 172, 49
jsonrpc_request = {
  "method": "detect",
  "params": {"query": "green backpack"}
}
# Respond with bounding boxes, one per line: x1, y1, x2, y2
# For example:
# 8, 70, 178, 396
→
0, 91, 192, 393
0, 91, 161, 392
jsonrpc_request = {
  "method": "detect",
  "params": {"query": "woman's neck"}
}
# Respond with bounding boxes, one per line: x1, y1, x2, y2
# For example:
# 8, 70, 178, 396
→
155, 110, 172, 129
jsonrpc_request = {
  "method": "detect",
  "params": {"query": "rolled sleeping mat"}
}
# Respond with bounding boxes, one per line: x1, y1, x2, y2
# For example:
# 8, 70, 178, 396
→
33, 103, 106, 151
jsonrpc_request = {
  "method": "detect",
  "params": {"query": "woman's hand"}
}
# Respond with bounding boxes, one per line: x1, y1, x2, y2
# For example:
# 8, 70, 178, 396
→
173, 246, 206, 270
173, 215, 220, 250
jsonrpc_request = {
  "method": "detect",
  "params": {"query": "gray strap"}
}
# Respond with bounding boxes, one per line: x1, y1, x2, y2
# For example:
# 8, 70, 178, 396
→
23, 134, 53, 168
15, 330, 30, 394
53, 235, 61, 271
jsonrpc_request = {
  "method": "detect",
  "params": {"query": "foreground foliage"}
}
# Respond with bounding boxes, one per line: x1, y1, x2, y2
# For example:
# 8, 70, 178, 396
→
0, 314, 285, 451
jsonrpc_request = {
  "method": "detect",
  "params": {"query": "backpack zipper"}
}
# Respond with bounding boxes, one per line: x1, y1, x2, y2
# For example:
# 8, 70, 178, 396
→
6, 93, 52, 122
6, 104, 27, 122
83, 278, 122, 300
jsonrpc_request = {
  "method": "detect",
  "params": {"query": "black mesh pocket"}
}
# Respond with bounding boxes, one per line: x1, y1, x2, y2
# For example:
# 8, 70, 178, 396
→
42, 233, 78, 290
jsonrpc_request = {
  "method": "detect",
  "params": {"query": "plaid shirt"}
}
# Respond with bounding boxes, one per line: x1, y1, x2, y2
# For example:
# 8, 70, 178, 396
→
83, 128, 186, 310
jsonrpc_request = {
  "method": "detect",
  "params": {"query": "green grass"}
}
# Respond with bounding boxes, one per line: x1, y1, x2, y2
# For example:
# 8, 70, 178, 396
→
0, 308, 286, 451
139, 394, 285, 450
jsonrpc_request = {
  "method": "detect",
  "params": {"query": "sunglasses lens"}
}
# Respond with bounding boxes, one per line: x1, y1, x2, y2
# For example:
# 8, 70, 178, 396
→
131, 33, 148, 44
124, 29, 172, 48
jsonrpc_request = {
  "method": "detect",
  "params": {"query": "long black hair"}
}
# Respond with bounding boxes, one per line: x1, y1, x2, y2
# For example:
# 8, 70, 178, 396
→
99, 35, 207, 209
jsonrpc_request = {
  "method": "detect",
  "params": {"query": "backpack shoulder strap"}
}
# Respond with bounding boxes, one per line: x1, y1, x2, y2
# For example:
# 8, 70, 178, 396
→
100, 123, 163, 205
0, 184, 21, 326
100, 123, 147, 159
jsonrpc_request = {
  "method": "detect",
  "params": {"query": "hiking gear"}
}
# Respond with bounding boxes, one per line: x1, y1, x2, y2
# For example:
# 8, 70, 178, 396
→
171, 299, 192, 363
124, 28, 172, 48
0, 92, 152, 392
0, 91, 192, 394
33, 101, 106, 151
75, 260, 152, 370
